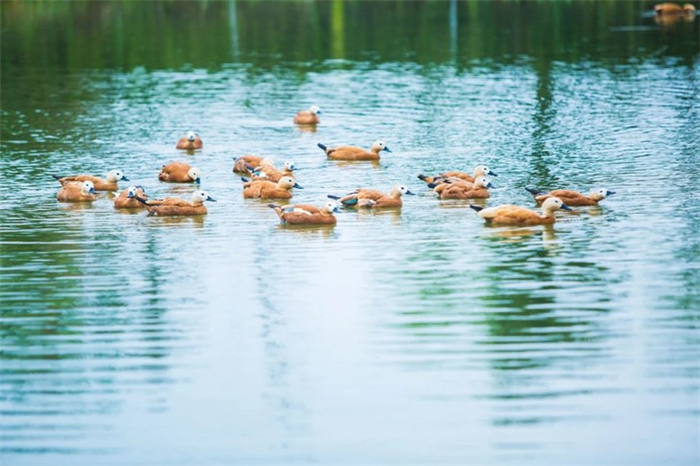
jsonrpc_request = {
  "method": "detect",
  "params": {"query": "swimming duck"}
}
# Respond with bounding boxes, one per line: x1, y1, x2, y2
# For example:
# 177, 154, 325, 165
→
114, 186, 149, 209
135, 190, 216, 216
232, 155, 263, 174
56, 180, 96, 202
252, 161, 297, 182
159, 162, 201, 184
175, 131, 203, 150
526, 187, 615, 207
317, 141, 392, 161
418, 165, 497, 187
242, 176, 302, 199
438, 176, 493, 199
268, 200, 340, 225
329, 185, 414, 208
52, 169, 129, 191
470, 197, 572, 226
293, 106, 321, 125
654, 3, 696, 15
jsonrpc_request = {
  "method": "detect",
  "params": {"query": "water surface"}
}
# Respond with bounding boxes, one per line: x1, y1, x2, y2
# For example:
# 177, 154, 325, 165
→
1, 1, 699, 464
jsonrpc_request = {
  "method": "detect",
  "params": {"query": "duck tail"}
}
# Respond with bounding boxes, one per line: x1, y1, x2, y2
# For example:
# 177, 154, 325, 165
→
51, 174, 63, 181
327, 195, 341, 200
317, 143, 327, 152
525, 187, 543, 196
417, 174, 428, 181
134, 196, 150, 207
469, 204, 484, 212
241, 176, 250, 183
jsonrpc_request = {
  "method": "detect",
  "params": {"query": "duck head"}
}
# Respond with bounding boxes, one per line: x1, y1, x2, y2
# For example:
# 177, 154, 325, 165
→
107, 169, 129, 183
474, 165, 497, 178
278, 176, 303, 190
309, 105, 321, 115
391, 185, 414, 198
283, 161, 297, 172
187, 167, 202, 184
191, 190, 216, 205
82, 181, 96, 195
371, 140, 392, 153
542, 197, 572, 215
590, 188, 615, 201
474, 176, 494, 189
322, 201, 341, 214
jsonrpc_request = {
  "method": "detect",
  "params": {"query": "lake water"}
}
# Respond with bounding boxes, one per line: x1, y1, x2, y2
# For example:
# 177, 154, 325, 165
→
1, 1, 699, 464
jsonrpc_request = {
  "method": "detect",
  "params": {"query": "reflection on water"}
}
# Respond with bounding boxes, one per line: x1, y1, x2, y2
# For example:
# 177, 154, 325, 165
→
1, 0, 699, 464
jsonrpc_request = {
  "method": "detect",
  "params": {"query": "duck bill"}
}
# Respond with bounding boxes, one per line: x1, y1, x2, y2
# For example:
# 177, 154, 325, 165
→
89, 188, 96, 194
607, 191, 616, 196
121, 176, 130, 181
560, 204, 572, 211
195, 178, 201, 185
405, 190, 415, 195
332, 207, 341, 213
293, 183, 304, 189
206, 196, 217, 202
383, 147, 393, 153
489, 172, 498, 177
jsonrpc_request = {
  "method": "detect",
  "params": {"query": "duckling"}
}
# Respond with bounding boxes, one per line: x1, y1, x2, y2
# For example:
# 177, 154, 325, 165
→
317, 141, 392, 161
242, 176, 302, 199
52, 169, 129, 191
252, 161, 297, 182
135, 190, 216, 216
329, 185, 414, 208
418, 165, 497, 187
526, 187, 615, 207
56, 180, 96, 202
438, 176, 493, 199
114, 186, 149, 209
175, 131, 203, 150
159, 162, 201, 184
654, 3, 696, 15
470, 197, 572, 226
293, 106, 321, 125
268, 200, 340, 225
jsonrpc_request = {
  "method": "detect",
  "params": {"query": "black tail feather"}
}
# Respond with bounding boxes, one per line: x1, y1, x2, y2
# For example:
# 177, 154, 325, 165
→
417, 174, 428, 181
327, 195, 340, 200
317, 143, 327, 152
525, 187, 543, 196
469, 204, 484, 212
134, 196, 150, 206
267, 203, 279, 209
241, 176, 250, 183
51, 174, 63, 181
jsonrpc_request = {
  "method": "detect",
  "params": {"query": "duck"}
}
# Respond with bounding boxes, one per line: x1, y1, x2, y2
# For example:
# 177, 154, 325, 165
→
159, 162, 201, 184
232, 155, 263, 174
526, 187, 615, 207
469, 197, 572, 226
317, 141, 392, 161
252, 161, 297, 182
52, 169, 129, 191
175, 131, 203, 150
56, 180, 96, 202
654, 3, 696, 15
329, 185, 414, 208
293, 106, 321, 125
268, 200, 340, 225
242, 176, 302, 199
114, 186, 149, 209
418, 165, 497, 187
134, 190, 216, 216
438, 176, 493, 199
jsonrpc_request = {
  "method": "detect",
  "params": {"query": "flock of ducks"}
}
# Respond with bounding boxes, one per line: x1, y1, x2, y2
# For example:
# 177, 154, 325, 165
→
53, 105, 615, 228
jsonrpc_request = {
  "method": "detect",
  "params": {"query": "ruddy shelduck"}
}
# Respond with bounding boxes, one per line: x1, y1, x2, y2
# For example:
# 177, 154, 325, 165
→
253, 161, 297, 182
233, 155, 263, 174
293, 106, 321, 125
268, 200, 340, 225
329, 185, 414, 208
56, 180, 96, 202
242, 176, 302, 199
526, 187, 615, 207
159, 162, 201, 184
654, 3, 696, 15
114, 186, 148, 209
317, 140, 392, 161
470, 197, 572, 226
418, 165, 497, 187
175, 131, 203, 150
52, 169, 129, 192
135, 190, 216, 216
438, 176, 493, 199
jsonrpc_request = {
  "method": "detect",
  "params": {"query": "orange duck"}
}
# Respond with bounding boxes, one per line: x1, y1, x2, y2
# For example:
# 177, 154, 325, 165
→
52, 169, 129, 192
135, 190, 216, 216
526, 187, 615, 207
241, 176, 302, 199
175, 131, 203, 150
329, 185, 414, 209
293, 106, 321, 125
159, 162, 201, 184
268, 200, 340, 225
114, 186, 149, 209
470, 197, 572, 226
318, 140, 392, 161
56, 180, 96, 202
438, 176, 493, 199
